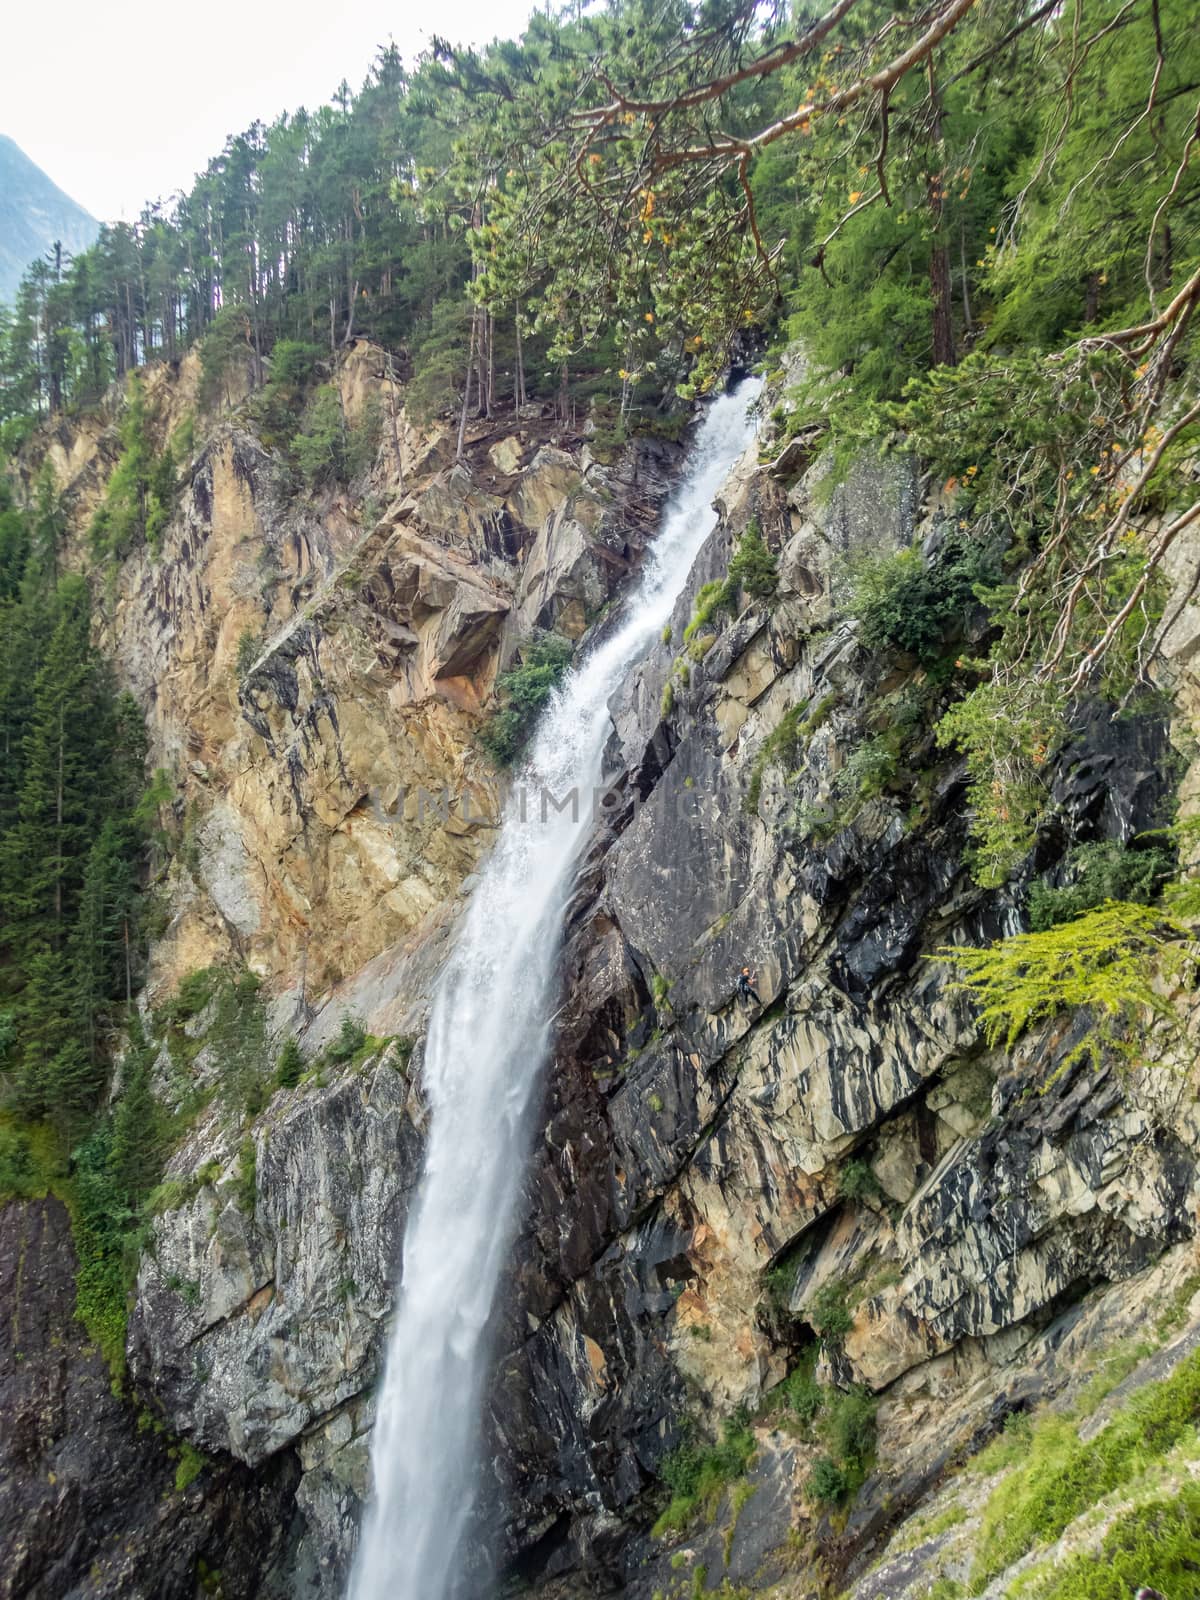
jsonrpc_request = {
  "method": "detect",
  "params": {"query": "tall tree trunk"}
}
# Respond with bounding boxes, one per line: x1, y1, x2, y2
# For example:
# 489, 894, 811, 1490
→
514, 315, 526, 410
457, 307, 478, 463
485, 310, 495, 418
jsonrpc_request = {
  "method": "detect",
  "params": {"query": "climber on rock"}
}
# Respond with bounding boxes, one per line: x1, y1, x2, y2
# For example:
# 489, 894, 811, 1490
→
736, 967, 762, 1007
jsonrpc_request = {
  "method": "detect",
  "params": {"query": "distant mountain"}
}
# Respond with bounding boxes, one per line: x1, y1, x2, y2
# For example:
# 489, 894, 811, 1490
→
0, 135, 99, 303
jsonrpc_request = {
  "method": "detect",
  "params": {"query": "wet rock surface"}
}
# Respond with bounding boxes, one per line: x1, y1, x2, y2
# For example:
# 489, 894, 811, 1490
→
0, 1199, 295, 1600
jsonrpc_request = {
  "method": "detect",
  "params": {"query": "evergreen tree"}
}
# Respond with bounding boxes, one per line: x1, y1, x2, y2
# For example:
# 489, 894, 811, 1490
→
110, 1019, 162, 1209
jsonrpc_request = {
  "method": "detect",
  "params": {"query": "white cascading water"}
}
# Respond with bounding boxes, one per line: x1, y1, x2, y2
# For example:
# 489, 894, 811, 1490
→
348, 378, 761, 1600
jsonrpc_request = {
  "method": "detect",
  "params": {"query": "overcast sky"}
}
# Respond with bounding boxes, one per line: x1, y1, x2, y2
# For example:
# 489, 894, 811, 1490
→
4, 0, 538, 224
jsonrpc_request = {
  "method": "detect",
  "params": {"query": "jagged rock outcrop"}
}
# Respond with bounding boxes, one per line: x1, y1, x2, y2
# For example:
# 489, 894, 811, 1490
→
0, 1199, 296, 1600
8, 351, 1200, 1600
43, 343, 685, 1005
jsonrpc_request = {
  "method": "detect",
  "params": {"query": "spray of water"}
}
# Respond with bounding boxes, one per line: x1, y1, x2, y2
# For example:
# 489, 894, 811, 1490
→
347, 380, 761, 1600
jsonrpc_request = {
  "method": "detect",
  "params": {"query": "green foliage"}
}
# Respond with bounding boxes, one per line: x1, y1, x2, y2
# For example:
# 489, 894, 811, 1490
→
405, 296, 473, 423
326, 1014, 368, 1064
0, 1117, 62, 1200
275, 1037, 304, 1089
809, 1455, 849, 1505
806, 1386, 877, 1506
838, 735, 899, 804
234, 1136, 257, 1216
144, 1159, 222, 1217
158, 967, 217, 1027
109, 1023, 164, 1209
971, 1345, 1200, 1588
198, 306, 251, 414
938, 901, 1192, 1072
0, 545, 151, 1137
88, 375, 176, 560
205, 970, 268, 1118
68, 1124, 136, 1378
653, 1412, 757, 1537
777, 1352, 823, 1426
838, 1158, 882, 1204
725, 521, 777, 605
935, 678, 1067, 888
479, 634, 573, 768
292, 385, 347, 487
744, 701, 809, 815
809, 1282, 853, 1346
235, 630, 260, 678
1029, 840, 1172, 932
846, 534, 999, 668
1016, 1485, 1200, 1600
173, 1441, 209, 1493
252, 340, 320, 445
683, 580, 733, 644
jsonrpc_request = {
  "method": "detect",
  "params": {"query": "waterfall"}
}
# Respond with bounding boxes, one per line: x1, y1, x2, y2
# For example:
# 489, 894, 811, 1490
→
347, 378, 762, 1600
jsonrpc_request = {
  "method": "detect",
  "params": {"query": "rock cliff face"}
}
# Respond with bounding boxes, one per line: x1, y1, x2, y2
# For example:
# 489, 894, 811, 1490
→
5, 350, 1200, 1600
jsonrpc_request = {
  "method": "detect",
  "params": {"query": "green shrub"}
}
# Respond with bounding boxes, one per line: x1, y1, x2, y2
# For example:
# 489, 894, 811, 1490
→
653, 1412, 757, 1536
69, 1125, 135, 1378
809, 1456, 848, 1503
326, 1015, 368, 1064
838, 1158, 882, 1203
235, 630, 260, 678
159, 968, 218, 1027
846, 532, 1000, 667
234, 1137, 257, 1215
801, 1386, 876, 1505
275, 1037, 304, 1088
683, 580, 734, 643
810, 1282, 853, 1345
726, 520, 778, 604
1016, 1482, 1200, 1600
88, 374, 177, 561
934, 676, 1067, 887
744, 701, 809, 814
479, 634, 574, 768
145, 1158, 222, 1217
799, 693, 838, 738
778, 1354, 824, 1426
292, 384, 347, 486
1028, 840, 1172, 932
344, 394, 383, 480
839, 735, 898, 801
826, 1387, 876, 1468
0, 1119, 60, 1199
252, 339, 320, 444
205, 969, 268, 1116
971, 1345, 1200, 1588
174, 1441, 209, 1493
938, 900, 1189, 1074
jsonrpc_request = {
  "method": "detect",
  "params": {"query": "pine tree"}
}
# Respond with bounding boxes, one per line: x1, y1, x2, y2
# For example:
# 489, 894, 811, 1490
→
110, 1020, 162, 1209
